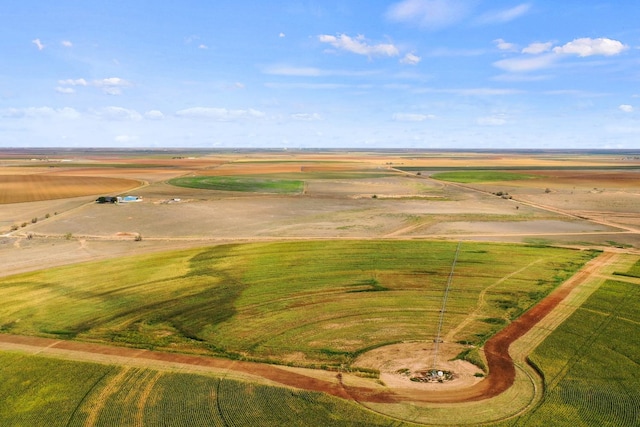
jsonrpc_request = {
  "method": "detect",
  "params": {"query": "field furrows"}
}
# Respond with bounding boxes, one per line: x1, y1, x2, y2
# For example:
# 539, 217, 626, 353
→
515, 257, 640, 426
0, 175, 140, 204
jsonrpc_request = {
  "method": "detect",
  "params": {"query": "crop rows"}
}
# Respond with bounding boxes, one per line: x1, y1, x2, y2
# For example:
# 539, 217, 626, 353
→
0, 352, 418, 426
504, 275, 640, 426
0, 353, 112, 426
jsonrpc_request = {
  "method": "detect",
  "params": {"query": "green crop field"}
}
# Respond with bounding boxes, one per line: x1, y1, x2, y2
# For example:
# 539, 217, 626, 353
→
168, 176, 305, 193
0, 241, 595, 370
0, 352, 416, 426
432, 171, 540, 183
613, 258, 640, 278
494, 274, 640, 426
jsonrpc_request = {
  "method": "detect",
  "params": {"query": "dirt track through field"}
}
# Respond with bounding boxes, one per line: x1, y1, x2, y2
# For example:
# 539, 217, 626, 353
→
0, 251, 615, 405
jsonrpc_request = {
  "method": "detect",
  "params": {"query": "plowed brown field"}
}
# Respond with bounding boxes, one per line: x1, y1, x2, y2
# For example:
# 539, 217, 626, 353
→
0, 175, 140, 204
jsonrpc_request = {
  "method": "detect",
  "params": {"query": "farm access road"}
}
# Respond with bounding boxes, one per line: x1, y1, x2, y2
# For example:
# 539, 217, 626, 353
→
0, 251, 619, 405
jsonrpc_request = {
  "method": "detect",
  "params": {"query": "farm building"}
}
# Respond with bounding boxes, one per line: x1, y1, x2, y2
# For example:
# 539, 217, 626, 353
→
117, 195, 142, 203
95, 196, 118, 204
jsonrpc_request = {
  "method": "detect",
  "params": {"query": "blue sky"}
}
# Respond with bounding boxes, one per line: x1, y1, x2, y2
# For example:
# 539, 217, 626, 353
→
1, 1, 639, 149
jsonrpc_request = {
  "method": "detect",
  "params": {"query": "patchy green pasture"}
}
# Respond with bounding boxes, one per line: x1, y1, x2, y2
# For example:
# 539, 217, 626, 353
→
168, 176, 304, 193
432, 171, 539, 183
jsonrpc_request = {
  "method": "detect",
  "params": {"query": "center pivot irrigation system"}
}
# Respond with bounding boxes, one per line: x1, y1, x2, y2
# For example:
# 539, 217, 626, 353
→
432, 242, 461, 373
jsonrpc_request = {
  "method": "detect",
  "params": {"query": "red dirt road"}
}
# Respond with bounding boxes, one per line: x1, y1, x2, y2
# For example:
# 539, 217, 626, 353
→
0, 252, 613, 404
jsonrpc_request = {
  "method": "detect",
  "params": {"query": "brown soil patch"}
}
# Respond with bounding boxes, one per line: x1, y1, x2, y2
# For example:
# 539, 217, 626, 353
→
195, 161, 369, 176
523, 170, 640, 189
0, 175, 140, 204
355, 342, 484, 391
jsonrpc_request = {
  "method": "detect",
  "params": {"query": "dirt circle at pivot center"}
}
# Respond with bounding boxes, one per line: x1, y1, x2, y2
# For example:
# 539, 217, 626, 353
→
354, 341, 484, 391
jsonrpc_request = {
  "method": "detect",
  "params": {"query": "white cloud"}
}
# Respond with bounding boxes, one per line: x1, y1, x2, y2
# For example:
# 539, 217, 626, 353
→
494, 38, 517, 51
176, 107, 265, 121
198, 44, 208, 49
291, 113, 322, 121
58, 78, 88, 86
318, 34, 399, 57
57, 77, 130, 95
279, 32, 286, 38
93, 106, 142, 121
476, 3, 531, 24
477, 115, 507, 126
401, 52, 422, 65
393, 113, 435, 121
95, 77, 130, 87
553, 38, 627, 57
102, 87, 122, 95
32, 38, 44, 50
55, 87, 75, 94
1, 107, 79, 119
619, 104, 634, 113
522, 42, 553, 54
144, 110, 165, 120
494, 37, 627, 75
61, 40, 73, 47
93, 77, 132, 95
386, 0, 473, 30
493, 53, 557, 72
